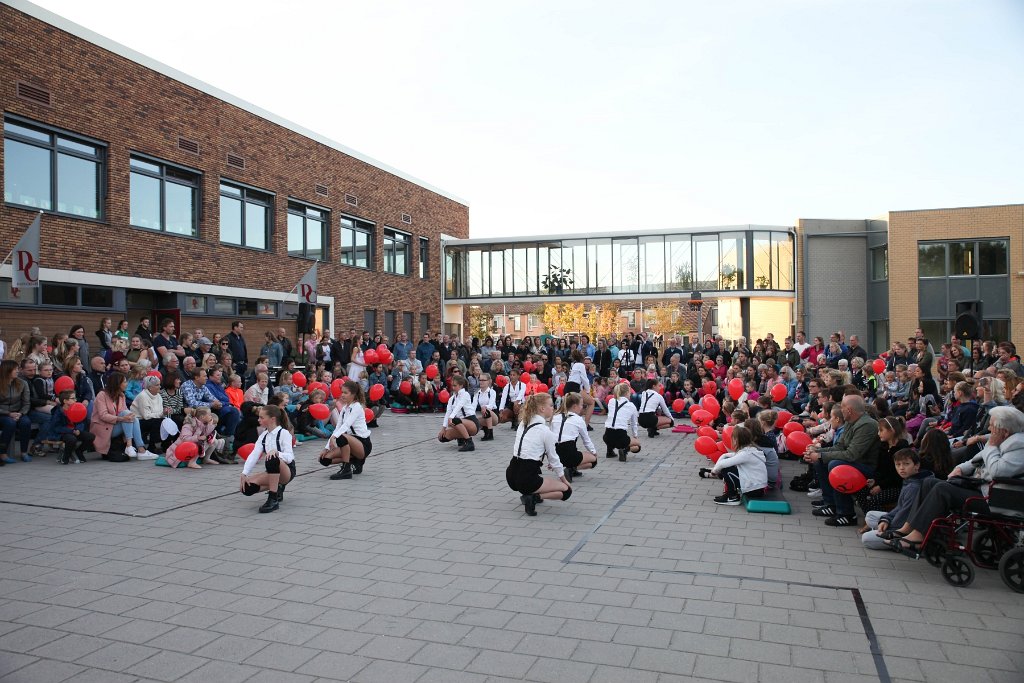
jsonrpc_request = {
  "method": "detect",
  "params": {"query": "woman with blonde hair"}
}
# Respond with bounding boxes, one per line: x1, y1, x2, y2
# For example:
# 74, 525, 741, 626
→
602, 381, 640, 461
551, 392, 598, 482
505, 392, 571, 516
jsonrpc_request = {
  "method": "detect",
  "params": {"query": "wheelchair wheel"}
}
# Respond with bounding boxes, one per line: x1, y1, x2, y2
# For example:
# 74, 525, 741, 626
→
972, 529, 1013, 568
923, 537, 948, 567
941, 555, 975, 588
998, 548, 1024, 593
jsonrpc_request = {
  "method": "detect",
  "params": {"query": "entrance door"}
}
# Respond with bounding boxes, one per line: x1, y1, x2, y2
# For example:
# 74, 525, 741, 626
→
152, 308, 181, 337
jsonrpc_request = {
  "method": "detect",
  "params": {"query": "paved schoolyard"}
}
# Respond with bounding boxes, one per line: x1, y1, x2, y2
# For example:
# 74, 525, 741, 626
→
0, 412, 1022, 683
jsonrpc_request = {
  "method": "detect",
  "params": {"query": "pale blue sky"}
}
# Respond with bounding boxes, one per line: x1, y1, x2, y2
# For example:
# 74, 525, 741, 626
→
32, 0, 1024, 237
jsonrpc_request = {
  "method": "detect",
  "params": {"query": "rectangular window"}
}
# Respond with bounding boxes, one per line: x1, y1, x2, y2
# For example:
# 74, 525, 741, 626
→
870, 246, 888, 281
979, 240, 1008, 275
870, 320, 889, 356
41, 284, 78, 307
918, 243, 946, 277
420, 313, 430, 336
364, 309, 377, 334
419, 237, 429, 279
403, 312, 414, 339
948, 242, 974, 276
4, 117, 104, 219
527, 314, 541, 329
626, 310, 636, 328
258, 302, 278, 316
81, 287, 113, 308
0, 278, 39, 304
220, 181, 272, 250
385, 310, 396, 340
185, 295, 207, 313
340, 215, 374, 269
512, 316, 521, 332
238, 300, 258, 316
130, 155, 200, 236
213, 297, 235, 315
38, 284, 113, 308
384, 228, 411, 275
287, 200, 328, 259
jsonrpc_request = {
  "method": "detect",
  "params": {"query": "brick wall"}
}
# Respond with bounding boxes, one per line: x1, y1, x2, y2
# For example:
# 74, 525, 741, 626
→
0, 4, 468, 351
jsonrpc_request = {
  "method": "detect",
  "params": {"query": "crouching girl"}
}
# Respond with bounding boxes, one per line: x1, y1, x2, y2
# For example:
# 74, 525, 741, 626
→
240, 405, 295, 513
439, 375, 479, 452
505, 392, 571, 516
320, 380, 372, 480
551, 392, 598, 482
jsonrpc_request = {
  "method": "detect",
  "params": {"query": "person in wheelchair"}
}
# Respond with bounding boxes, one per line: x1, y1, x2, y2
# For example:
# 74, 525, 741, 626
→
890, 406, 1024, 552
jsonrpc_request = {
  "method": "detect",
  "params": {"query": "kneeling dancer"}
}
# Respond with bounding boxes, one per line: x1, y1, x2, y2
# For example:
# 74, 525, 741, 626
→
637, 379, 674, 437
240, 405, 295, 513
603, 382, 641, 461
551, 392, 598, 482
321, 380, 372, 480
505, 392, 571, 516
439, 374, 479, 451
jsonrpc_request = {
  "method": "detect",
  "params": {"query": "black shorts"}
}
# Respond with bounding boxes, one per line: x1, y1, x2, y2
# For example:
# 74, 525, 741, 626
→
565, 381, 582, 394
345, 434, 372, 457
461, 415, 480, 430
555, 441, 582, 468
603, 428, 630, 449
506, 457, 543, 495
638, 412, 657, 429
288, 460, 297, 479
479, 408, 495, 420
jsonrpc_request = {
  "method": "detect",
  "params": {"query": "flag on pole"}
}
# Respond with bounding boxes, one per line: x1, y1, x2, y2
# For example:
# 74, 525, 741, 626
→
9, 212, 41, 297
296, 261, 318, 304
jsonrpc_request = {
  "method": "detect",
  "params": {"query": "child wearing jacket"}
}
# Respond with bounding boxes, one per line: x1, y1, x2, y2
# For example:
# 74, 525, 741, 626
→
43, 390, 95, 464
710, 425, 767, 505
861, 448, 933, 550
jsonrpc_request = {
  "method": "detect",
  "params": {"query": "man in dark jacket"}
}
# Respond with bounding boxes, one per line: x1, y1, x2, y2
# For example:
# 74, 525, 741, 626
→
226, 321, 248, 376
805, 395, 880, 527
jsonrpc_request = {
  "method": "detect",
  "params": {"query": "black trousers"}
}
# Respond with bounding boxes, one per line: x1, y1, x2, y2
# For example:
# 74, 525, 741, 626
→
139, 418, 163, 449
907, 477, 987, 533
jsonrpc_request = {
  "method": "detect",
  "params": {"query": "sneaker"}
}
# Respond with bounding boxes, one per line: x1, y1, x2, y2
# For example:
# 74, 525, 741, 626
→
714, 493, 742, 506
811, 499, 827, 507
137, 452, 159, 461
125, 446, 138, 459
807, 488, 822, 497
825, 515, 858, 527
2, 456, 14, 464
20, 453, 32, 463
812, 505, 836, 517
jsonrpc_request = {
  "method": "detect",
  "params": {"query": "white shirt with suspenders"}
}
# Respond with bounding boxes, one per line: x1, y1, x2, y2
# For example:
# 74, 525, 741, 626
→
605, 397, 639, 437
477, 386, 497, 417
330, 403, 371, 441
499, 381, 526, 411
566, 362, 590, 391
443, 388, 475, 427
638, 389, 671, 418
243, 425, 295, 476
513, 416, 564, 478
551, 412, 597, 453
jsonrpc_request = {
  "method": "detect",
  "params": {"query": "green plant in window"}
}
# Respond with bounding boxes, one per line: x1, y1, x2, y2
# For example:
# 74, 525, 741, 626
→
541, 267, 574, 294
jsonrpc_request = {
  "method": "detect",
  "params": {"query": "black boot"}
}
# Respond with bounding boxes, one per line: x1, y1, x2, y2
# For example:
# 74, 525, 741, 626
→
259, 492, 279, 513
571, 467, 583, 478
352, 457, 364, 475
565, 467, 574, 483
618, 448, 627, 462
481, 428, 494, 441
607, 448, 617, 458
277, 483, 286, 502
456, 438, 465, 448
458, 439, 475, 452
521, 494, 537, 516
329, 462, 353, 480
648, 428, 659, 437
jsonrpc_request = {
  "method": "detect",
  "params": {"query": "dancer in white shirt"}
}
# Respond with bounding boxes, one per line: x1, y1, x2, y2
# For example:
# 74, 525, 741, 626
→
603, 382, 641, 462
320, 380, 372, 480
551, 392, 598, 482
239, 405, 295, 513
498, 368, 527, 429
505, 392, 571, 516
637, 379, 674, 437
438, 375, 479, 452
563, 350, 596, 431
476, 374, 499, 441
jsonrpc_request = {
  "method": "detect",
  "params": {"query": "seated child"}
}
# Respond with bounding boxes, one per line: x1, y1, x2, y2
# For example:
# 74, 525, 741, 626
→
44, 390, 95, 464
707, 425, 767, 505
861, 448, 933, 550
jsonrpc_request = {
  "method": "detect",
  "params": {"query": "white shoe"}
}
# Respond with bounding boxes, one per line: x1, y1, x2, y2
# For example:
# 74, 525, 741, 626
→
807, 487, 821, 497
125, 446, 138, 459
137, 452, 158, 461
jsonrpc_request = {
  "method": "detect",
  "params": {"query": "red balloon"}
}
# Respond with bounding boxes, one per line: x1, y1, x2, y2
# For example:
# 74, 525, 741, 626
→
377, 344, 388, 354
331, 378, 345, 399
872, 359, 886, 374
787, 431, 812, 456
378, 351, 393, 365
770, 384, 787, 402
309, 403, 330, 421
438, 389, 451, 404
655, 385, 664, 394
364, 407, 375, 423
829, 464, 868, 494
700, 395, 720, 419
146, 370, 162, 378
688, 404, 701, 417
535, 383, 548, 394
694, 435, 718, 456
728, 378, 744, 401
691, 409, 713, 427
703, 381, 717, 395
783, 421, 804, 436
672, 398, 685, 413
65, 402, 87, 423
697, 426, 718, 440
523, 383, 533, 396
775, 410, 793, 429
709, 449, 724, 464
557, 383, 566, 396
704, 359, 714, 369
308, 382, 328, 396
176, 441, 199, 461
292, 372, 308, 388
363, 349, 379, 365
717, 441, 728, 454
368, 384, 385, 401
237, 443, 255, 460
399, 380, 412, 395
722, 425, 734, 450
523, 360, 534, 372
425, 364, 439, 380
495, 375, 509, 387
54, 376, 74, 394
521, 373, 531, 385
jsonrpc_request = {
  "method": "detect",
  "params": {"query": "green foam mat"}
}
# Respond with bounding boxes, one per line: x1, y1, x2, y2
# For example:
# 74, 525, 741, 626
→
743, 492, 791, 514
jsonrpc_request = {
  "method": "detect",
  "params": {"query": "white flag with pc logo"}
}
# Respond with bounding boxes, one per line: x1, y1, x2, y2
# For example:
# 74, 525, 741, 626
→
9, 212, 40, 297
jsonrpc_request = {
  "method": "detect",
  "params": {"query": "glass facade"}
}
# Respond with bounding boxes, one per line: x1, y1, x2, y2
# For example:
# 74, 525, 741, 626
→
220, 181, 271, 250
286, 200, 328, 260
130, 155, 199, 236
444, 230, 794, 299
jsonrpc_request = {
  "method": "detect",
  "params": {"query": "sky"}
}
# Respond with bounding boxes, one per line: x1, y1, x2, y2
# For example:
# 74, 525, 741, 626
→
29, 0, 1024, 238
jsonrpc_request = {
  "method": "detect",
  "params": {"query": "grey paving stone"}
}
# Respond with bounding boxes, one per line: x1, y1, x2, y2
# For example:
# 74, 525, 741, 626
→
409, 642, 478, 670
244, 642, 320, 672
1, 657, 83, 683
77, 641, 161, 671
124, 650, 208, 681
629, 646, 696, 675
465, 649, 536, 678
295, 651, 371, 680
351, 658, 428, 683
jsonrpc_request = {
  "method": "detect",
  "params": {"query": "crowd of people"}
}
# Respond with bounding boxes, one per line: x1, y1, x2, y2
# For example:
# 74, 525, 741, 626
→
1, 320, 1023, 543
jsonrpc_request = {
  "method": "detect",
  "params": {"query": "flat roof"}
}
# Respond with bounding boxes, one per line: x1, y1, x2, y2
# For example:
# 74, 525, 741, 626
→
4, 0, 468, 207
444, 224, 795, 245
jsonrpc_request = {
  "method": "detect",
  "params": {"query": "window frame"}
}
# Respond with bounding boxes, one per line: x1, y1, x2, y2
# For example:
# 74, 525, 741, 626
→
383, 227, 412, 276
286, 198, 330, 260
3, 115, 107, 221
870, 245, 888, 282
129, 152, 201, 237
219, 179, 274, 251
339, 213, 375, 270
419, 236, 429, 279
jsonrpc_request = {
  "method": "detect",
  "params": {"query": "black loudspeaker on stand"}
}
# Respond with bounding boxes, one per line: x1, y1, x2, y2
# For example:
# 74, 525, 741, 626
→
954, 300, 982, 341
298, 302, 315, 334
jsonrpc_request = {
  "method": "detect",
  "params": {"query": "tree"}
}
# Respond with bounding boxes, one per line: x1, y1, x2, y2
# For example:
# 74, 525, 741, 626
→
646, 302, 678, 336
468, 307, 491, 339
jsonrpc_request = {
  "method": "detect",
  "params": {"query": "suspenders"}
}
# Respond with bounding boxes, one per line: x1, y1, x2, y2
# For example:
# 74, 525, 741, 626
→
515, 423, 540, 458
641, 391, 652, 413
611, 399, 623, 429
557, 415, 569, 442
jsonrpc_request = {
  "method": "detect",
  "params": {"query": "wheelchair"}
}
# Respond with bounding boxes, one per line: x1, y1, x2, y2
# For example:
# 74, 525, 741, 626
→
915, 477, 1024, 591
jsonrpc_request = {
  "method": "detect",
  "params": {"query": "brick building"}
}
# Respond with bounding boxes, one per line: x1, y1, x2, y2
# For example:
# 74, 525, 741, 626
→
1, 0, 468, 355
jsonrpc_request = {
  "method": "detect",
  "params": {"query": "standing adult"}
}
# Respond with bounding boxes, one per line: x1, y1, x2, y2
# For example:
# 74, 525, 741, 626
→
226, 321, 248, 376
416, 334, 436, 369
95, 317, 114, 353
393, 332, 413, 362
276, 327, 293, 363
135, 317, 153, 344
70, 325, 91, 368
152, 319, 185, 370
